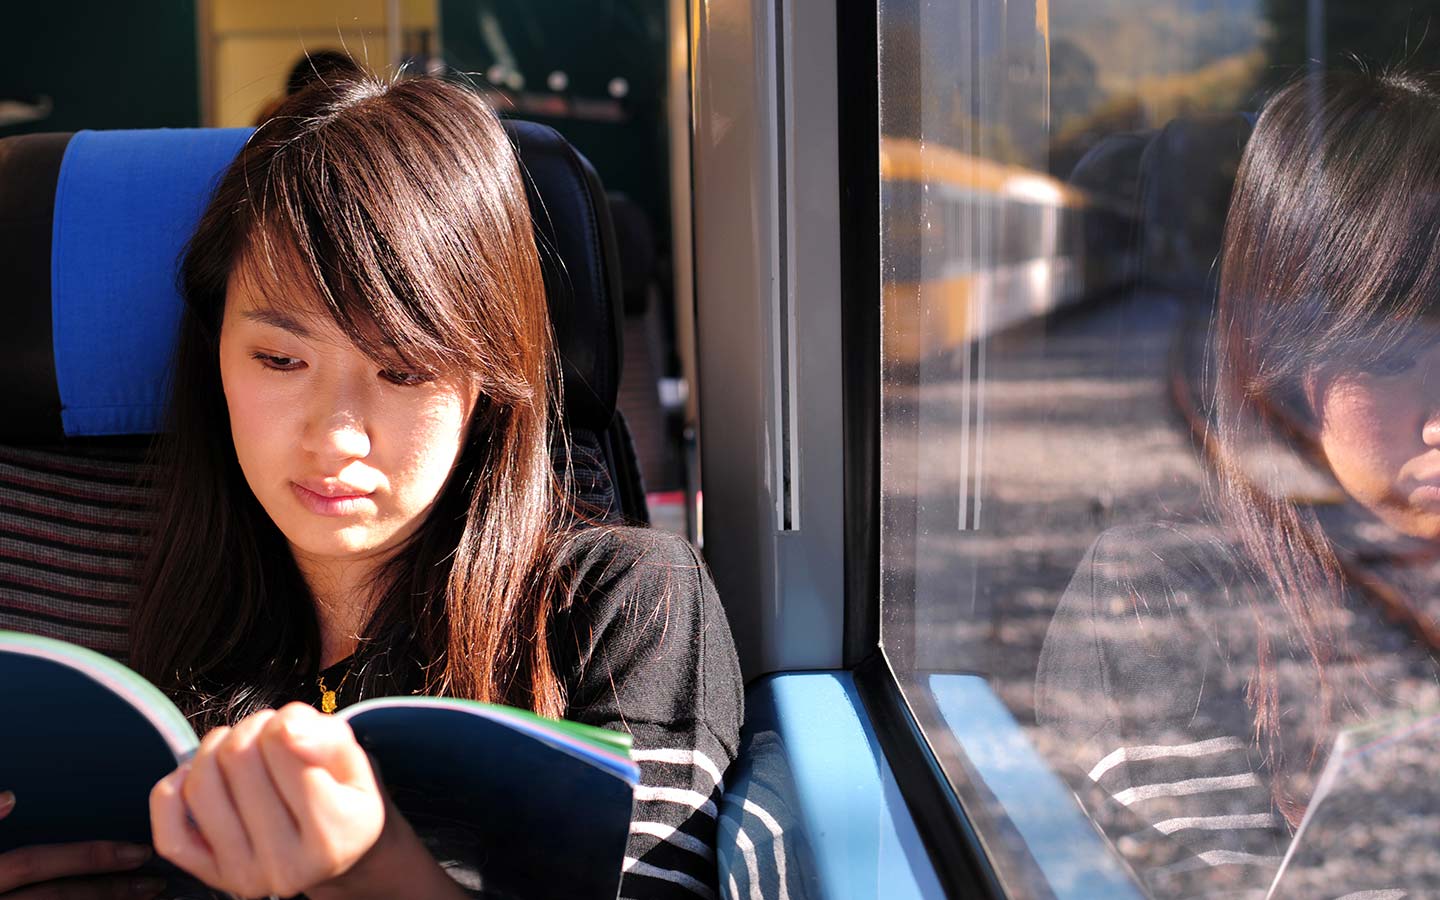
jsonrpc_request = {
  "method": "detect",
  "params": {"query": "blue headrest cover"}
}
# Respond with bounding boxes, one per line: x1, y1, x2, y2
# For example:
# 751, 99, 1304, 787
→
51, 128, 253, 436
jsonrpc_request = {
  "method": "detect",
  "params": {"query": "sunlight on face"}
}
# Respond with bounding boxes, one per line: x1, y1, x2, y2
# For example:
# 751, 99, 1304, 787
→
1310, 339, 1440, 541
217, 268, 478, 569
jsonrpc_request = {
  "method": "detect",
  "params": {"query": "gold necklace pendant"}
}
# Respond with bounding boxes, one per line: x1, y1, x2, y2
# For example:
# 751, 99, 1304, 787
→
317, 675, 338, 714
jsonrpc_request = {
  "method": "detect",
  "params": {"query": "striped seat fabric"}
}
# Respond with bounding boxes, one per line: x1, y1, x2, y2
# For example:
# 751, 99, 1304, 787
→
0, 441, 150, 661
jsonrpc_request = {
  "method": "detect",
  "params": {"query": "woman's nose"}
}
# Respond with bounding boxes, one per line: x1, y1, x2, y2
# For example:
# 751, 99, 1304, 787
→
302, 406, 372, 462
1423, 411, 1440, 449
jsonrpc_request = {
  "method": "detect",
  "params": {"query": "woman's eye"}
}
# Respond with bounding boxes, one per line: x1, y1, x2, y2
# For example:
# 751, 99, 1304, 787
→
251, 352, 304, 371
380, 369, 435, 387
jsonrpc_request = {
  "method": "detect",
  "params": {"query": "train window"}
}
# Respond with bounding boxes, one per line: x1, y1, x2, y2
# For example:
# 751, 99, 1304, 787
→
876, 0, 1440, 896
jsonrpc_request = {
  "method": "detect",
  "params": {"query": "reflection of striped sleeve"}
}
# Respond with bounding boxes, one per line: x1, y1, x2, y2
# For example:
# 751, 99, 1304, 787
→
715, 730, 809, 900
1079, 735, 1285, 899
1036, 525, 1290, 899
556, 527, 745, 900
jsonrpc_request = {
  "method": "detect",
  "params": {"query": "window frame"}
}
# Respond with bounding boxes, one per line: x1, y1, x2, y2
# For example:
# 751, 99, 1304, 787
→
835, 2, 1006, 897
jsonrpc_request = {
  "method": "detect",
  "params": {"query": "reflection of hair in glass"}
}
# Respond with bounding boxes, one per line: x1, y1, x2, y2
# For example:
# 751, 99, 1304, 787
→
1213, 67, 1440, 823
132, 71, 579, 731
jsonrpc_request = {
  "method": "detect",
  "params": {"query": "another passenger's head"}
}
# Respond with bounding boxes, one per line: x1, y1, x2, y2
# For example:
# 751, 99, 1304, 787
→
284, 49, 366, 96
135, 68, 572, 723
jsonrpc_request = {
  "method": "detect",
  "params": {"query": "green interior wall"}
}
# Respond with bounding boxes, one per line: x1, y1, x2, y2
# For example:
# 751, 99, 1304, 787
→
0, 1, 200, 136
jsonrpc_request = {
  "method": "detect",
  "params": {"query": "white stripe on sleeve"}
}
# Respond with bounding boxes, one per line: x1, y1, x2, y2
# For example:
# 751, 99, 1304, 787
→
1112, 773, 1262, 807
1150, 812, 1276, 835
633, 748, 726, 791
1155, 849, 1281, 877
630, 820, 716, 860
1088, 737, 1247, 782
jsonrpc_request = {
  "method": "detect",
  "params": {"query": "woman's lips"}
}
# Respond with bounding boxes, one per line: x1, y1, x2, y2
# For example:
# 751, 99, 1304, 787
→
290, 482, 374, 517
1407, 482, 1440, 510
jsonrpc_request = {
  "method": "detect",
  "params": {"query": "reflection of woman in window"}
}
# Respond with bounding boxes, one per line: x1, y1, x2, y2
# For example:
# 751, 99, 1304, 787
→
0, 72, 740, 899
1038, 69, 1440, 898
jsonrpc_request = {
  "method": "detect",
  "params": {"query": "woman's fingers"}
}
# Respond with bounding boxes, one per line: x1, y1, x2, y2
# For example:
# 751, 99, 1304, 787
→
149, 764, 216, 889
266, 703, 375, 787
210, 710, 304, 878
0, 841, 153, 893
175, 724, 250, 877
1, 873, 167, 900
148, 705, 386, 898
255, 704, 385, 888
258, 705, 381, 834
0, 792, 159, 897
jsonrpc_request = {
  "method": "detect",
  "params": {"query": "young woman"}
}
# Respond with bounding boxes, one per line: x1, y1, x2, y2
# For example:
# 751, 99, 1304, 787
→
0, 70, 741, 899
1037, 69, 1440, 898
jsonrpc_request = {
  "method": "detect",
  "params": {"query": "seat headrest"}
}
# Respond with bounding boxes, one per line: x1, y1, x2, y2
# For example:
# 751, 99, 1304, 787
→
0, 121, 622, 442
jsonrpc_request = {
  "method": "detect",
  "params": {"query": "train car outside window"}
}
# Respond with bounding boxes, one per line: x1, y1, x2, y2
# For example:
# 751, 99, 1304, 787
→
876, 0, 1440, 896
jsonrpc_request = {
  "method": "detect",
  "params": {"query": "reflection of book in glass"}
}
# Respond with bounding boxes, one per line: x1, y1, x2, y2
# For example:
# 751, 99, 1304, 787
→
0, 631, 639, 900
1266, 707, 1440, 900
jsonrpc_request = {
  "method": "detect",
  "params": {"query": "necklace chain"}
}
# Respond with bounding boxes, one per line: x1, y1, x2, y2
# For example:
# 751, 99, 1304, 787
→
316, 663, 354, 714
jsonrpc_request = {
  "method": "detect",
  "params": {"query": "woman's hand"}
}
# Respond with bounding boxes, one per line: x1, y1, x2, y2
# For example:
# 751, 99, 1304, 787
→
148, 702, 386, 899
0, 790, 165, 899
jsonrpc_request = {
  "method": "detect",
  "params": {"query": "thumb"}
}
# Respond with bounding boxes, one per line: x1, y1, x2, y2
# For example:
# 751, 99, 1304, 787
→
0, 790, 14, 822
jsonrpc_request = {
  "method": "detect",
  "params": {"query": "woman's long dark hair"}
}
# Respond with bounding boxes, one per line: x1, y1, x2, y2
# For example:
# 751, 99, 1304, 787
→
1213, 67, 1440, 822
131, 70, 579, 729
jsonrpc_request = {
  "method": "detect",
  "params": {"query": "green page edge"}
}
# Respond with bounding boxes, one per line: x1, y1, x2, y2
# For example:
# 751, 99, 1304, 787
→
343, 694, 633, 755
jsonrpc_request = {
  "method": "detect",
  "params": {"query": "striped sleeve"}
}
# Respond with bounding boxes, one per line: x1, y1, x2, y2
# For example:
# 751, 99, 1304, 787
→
555, 527, 745, 900
621, 723, 732, 899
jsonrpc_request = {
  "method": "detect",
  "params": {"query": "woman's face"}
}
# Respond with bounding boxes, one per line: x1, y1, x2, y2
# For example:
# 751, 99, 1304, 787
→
1309, 336, 1440, 540
218, 269, 479, 567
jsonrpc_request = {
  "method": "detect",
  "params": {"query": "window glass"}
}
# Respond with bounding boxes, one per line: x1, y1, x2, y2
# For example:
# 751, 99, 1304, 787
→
878, 0, 1440, 896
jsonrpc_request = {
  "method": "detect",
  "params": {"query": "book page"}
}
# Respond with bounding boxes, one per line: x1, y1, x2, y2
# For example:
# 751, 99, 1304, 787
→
1268, 709, 1440, 899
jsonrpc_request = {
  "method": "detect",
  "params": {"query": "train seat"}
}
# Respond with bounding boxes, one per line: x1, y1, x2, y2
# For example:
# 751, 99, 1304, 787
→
717, 674, 949, 899
0, 119, 646, 658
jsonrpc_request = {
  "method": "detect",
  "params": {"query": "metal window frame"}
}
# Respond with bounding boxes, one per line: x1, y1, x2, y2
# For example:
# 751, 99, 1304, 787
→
691, 0, 1005, 893
834, 2, 1005, 896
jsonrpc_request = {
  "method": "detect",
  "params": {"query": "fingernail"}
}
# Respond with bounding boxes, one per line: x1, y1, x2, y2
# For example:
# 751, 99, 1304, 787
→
0, 791, 14, 814
118, 844, 151, 864
130, 876, 166, 896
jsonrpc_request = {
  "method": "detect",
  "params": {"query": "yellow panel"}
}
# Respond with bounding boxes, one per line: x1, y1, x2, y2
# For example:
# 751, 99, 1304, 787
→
883, 276, 977, 364
213, 36, 390, 128
400, 0, 437, 27
212, 0, 389, 33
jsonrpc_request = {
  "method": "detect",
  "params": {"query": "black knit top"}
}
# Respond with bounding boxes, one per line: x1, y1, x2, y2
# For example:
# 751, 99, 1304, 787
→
291, 526, 745, 900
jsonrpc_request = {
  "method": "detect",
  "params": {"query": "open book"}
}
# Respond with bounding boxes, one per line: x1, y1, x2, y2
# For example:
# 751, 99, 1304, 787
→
0, 631, 639, 899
